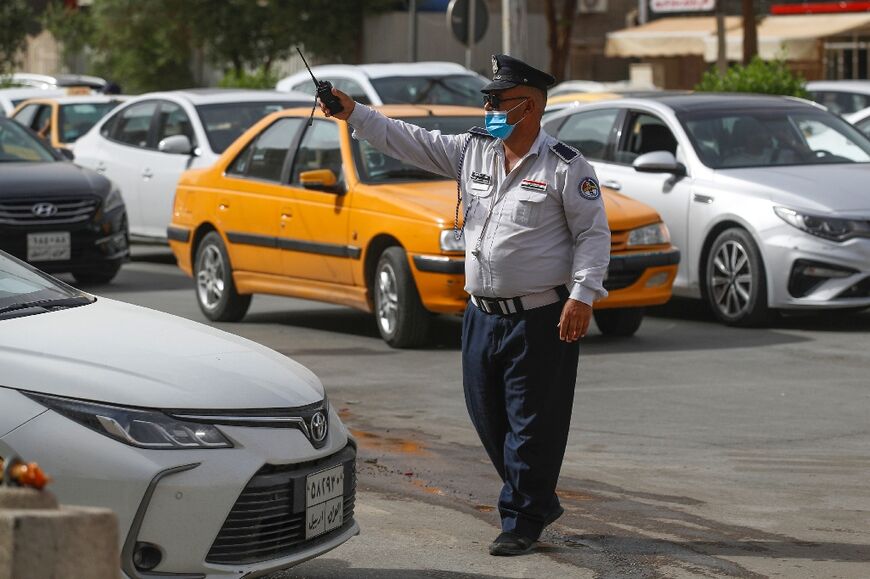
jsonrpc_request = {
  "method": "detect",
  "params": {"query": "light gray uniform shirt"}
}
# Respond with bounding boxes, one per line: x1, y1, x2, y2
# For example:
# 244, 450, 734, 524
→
347, 104, 610, 306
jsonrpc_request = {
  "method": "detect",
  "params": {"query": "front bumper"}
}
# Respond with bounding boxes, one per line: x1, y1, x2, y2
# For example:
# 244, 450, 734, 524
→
597, 247, 680, 309
0, 397, 357, 578
764, 228, 870, 310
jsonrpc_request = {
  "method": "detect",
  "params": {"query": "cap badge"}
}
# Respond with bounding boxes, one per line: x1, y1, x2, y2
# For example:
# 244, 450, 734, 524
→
492, 57, 499, 75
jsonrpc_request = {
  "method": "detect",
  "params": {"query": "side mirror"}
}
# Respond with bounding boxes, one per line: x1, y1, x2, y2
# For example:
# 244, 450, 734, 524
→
56, 147, 75, 161
158, 134, 194, 155
633, 151, 685, 175
299, 169, 340, 192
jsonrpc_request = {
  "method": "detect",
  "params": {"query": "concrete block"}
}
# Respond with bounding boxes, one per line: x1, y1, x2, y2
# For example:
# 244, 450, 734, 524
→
0, 489, 118, 579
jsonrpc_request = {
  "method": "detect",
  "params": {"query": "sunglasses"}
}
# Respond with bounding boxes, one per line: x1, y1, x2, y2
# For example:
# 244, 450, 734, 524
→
483, 94, 528, 109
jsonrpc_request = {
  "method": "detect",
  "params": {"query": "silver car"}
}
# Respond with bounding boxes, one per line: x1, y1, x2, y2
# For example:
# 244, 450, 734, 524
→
543, 94, 870, 325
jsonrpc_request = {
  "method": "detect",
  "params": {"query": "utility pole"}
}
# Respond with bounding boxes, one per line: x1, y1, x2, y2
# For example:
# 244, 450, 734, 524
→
466, 0, 476, 69
502, 0, 527, 59
742, 0, 757, 64
716, 0, 727, 74
409, 0, 418, 62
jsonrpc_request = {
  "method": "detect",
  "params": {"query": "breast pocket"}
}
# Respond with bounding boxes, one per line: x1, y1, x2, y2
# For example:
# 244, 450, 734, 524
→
512, 190, 549, 227
464, 183, 493, 223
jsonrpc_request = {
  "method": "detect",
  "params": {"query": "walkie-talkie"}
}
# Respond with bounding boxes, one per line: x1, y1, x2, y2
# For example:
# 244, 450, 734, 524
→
296, 47, 343, 115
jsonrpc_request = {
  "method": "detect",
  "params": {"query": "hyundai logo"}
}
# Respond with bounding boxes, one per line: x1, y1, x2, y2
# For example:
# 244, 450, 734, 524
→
310, 411, 327, 443
32, 203, 58, 217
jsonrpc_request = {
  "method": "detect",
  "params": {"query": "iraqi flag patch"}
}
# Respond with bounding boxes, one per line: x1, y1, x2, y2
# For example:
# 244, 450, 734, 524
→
520, 179, 548, 192
579, 177, 600, 200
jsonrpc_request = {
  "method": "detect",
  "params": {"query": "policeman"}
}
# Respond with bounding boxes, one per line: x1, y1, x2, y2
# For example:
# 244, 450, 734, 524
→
320, 54, 610, 556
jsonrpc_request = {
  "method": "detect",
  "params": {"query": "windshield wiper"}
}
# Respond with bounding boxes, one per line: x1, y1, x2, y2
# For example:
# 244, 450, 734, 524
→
0, 296, 93, 316
376, 168, 442, 180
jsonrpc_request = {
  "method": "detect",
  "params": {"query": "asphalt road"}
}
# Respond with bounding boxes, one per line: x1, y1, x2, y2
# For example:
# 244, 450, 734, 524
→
72, 246, 870, 579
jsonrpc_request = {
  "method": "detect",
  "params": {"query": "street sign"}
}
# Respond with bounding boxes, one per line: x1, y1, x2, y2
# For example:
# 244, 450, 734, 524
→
447, 0, 489, 46
650, 0, 715, 12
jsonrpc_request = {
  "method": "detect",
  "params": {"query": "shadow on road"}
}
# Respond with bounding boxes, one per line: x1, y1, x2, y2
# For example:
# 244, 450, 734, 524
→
281, 559, 509, 578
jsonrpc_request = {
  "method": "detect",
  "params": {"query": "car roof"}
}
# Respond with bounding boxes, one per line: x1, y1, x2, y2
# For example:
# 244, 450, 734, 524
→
606, 93, 823, 113
305, 62, 476, 79
0, 88, 67, 99
17, 95, 130, 106
132, 88, 313, 105
806, 80, 870, 93
9, 73, 108, 88
281, 104, 483, 118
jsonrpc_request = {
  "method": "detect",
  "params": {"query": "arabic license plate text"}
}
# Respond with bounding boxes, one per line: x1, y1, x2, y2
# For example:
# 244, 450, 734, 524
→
27, 232, 70, 262
305, 464, 344, 539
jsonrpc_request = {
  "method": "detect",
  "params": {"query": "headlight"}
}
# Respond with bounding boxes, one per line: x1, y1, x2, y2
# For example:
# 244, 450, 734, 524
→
439, 230, 465, 252
773, 207, 866, 242
627, 222, 670, 247
103, 187, 125, 212
24, 392, 233, 449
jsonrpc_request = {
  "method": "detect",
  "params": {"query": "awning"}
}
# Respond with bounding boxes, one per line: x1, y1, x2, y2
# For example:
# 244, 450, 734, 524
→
606, 16, 742, 58
701, 14, 870, 61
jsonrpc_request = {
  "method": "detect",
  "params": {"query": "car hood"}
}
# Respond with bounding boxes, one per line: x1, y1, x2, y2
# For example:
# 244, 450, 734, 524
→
716, 164, 870, 216
601, 188, 662, 231
0, 161, 110, 197
0, 298, 323, 409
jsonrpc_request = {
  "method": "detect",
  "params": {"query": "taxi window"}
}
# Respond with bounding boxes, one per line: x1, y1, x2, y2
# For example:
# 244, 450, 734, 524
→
227, 117, 304, 183
58, 102, 118, 143
291, 120, 343, 187
33, 105, 52, 136
13, 103, 40, 127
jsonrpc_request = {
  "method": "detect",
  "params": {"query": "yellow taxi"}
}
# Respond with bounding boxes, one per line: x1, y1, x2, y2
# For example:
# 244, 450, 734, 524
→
168, 106, 679, 347
10, 94, 126, 149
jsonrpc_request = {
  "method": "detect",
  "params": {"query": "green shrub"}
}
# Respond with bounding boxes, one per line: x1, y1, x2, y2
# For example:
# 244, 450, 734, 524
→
218, 68, 278, 90
696, 57, 808, 98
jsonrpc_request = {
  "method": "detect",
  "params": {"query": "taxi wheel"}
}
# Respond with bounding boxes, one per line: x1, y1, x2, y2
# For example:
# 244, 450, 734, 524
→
704, 228, 769, 326
194, 232, 251, 322
593, 307, 644, 337
374, 247, 431, 348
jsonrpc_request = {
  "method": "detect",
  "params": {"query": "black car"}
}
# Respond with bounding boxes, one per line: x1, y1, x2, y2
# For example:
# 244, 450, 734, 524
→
0, 118, 128, 283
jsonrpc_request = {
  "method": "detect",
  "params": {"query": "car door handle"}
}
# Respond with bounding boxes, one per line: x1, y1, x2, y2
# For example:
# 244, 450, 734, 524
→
142, 168, 153, 180
601, 179, 621, 191
280, 208, 293, 227
95, 162, 107, 175
693, 193, 714, 204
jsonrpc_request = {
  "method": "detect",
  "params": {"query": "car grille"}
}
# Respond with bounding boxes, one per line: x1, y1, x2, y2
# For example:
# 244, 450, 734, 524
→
610, 230, 628, 252
206, 445, 356, 565
0, 196, 100, 225
604, 271, 642, 291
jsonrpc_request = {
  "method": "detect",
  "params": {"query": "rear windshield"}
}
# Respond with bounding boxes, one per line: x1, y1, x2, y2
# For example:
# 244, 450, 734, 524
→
352, 115, 482, 183
370, 75, 487, 107
196, 101, 307, 154
59, 102, 120, 143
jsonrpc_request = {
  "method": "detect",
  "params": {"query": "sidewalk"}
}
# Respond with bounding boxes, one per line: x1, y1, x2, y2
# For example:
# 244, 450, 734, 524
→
277, 489, 589, 579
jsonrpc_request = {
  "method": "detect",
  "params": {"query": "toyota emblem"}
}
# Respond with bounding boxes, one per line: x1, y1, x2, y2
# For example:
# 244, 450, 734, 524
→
310, 411, 327, 443
32, 202, 58, 217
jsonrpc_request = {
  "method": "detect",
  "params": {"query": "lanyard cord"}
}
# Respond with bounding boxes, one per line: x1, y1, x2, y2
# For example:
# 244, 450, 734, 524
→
453, 135, 473, 241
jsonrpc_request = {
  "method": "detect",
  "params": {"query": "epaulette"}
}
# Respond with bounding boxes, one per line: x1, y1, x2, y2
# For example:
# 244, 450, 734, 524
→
468, 126, 494, 138
550, 141, 580, 163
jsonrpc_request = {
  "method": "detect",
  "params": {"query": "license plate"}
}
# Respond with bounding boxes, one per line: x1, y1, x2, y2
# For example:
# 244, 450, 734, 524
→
305, 464, 344, 539
27, 232, 70, 262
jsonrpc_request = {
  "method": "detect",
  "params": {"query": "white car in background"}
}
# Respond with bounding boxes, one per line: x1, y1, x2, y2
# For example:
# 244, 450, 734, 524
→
543, 94, 870, 325
276, 61, 487, 107
805, 80, 870, 116
73, 89, 310, 243
0, 88, 66, 117
0, 248, 358, 578
845, 105, 870, 138
3, 72, 108, 92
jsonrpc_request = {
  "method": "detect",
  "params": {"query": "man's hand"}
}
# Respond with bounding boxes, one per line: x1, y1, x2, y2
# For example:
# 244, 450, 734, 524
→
558, 298, 592, 342
319, 87, 355, 121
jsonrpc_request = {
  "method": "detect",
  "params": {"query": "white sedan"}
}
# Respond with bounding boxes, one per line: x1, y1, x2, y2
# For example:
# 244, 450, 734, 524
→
73, 89, 310, 243
0, 249, 358, 578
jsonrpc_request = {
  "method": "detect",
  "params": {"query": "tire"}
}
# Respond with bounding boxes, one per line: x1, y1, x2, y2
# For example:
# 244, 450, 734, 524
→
72, 263, 121, 285
704, 228, 769, 326
594, 307, 645, 337
194, 231, 251, 322
373, 247, 431, 348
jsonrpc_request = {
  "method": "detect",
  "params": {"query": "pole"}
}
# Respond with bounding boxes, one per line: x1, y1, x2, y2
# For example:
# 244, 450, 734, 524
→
466, 0, 476, 69
409, 0, 418, 62
502, 0, 511, 55
742, 0, 757, 65
716, 1, 727, 74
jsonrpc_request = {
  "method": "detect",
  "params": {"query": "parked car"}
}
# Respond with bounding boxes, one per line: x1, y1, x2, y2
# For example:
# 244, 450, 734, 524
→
0, 88, 66, 117
0, 117, 128, 283
3, 72, 108, 92
806, 80, 870, 116
543, 94, 870, 325
276, 62, 488, 107
549, 79, 654, 97
0, 248, 357, 578
73, 89, 310, 243
166, 105, 679, 347
845, 105, 870, 138
11, 94, 127, 149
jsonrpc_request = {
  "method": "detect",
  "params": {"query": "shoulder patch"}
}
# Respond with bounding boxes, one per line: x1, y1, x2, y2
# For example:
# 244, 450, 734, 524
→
468, 126, 494, 139
579, 177, 600, 200
550, 141, 580, 163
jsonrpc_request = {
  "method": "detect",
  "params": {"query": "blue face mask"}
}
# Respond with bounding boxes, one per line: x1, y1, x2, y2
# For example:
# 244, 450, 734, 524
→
485, 99, 528, 140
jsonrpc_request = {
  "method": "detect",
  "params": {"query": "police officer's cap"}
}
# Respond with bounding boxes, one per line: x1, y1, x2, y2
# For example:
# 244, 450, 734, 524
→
482, 54, 556, 94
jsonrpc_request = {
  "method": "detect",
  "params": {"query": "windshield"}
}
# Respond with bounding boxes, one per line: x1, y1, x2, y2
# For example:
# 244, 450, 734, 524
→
0, 120, 56, 162
353, 116, 482, 183
196, 101, 307, 154
371, 75, 487, 107
59, 102, 120, 143
680, 108, 870, 169
0, 250, 92, 319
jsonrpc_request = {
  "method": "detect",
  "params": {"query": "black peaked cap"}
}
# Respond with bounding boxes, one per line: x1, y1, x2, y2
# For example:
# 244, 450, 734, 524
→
482, 54, 556, 93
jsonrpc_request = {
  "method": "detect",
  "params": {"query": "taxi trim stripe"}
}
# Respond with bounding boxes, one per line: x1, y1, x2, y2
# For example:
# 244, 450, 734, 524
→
226, 231, 361, 259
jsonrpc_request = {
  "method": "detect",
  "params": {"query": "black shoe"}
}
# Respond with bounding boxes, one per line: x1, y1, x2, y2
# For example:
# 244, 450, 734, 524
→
489, 532, 536, 556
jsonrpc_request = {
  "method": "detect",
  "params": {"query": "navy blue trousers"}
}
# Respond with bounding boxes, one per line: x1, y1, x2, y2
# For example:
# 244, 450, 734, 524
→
461, 298, 581, 541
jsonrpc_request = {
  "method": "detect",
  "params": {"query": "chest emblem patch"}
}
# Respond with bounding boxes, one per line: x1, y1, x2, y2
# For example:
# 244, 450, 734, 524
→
520, 179, 547, 192
579, 177, 600, 200
471, 171, 492, 185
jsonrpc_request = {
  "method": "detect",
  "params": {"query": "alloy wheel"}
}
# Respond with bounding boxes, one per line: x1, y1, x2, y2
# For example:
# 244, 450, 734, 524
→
709, 239, 752, 319
197, 244, 225, 311
376, 263, 399, 336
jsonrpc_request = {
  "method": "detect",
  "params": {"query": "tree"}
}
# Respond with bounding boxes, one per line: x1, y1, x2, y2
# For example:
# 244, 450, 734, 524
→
695, 57, 807, 98
742, 0, 757, 65
544, 0, 577, 83
42, 0, 95, 70
0, 0, 42, 77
